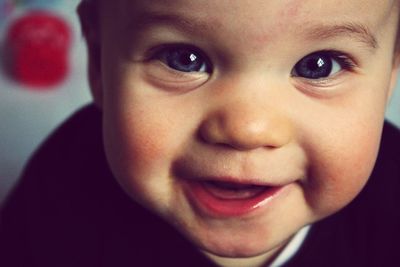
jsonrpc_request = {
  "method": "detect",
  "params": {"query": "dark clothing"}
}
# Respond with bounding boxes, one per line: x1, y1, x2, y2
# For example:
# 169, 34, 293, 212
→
0, 104, 399, 267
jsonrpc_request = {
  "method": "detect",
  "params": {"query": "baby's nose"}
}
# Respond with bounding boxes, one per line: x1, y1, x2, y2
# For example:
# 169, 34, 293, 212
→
199, 98, 294, 151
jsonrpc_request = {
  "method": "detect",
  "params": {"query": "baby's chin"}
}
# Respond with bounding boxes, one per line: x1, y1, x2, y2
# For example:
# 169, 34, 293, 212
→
174, 221, 291, 261
197, 235, 289, 267
156, 196, 305, 262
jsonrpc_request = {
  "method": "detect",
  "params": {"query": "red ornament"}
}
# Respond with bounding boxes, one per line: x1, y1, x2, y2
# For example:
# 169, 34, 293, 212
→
5, 11, 71, 88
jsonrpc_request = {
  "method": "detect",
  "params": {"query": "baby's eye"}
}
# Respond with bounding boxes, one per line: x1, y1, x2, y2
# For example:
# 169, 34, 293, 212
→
292, 51, 355, 79
151, 44, 212, 73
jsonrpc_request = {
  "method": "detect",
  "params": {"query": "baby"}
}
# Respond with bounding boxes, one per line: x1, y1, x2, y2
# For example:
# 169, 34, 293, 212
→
1, 0, 400, 266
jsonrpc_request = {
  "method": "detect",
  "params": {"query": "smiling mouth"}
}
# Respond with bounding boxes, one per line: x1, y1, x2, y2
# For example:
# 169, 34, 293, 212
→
202, 181, 270, 200
184, 179, 284, 217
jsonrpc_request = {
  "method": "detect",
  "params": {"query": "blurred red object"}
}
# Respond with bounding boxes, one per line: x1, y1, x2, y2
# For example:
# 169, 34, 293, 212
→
5, 11, 71, 88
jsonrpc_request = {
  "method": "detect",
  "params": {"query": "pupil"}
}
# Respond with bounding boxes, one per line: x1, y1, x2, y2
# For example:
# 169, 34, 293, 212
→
167, 49, 204, 72
178, 52, 196, 65
307, 58, 325, 70
295, 53, 333, 79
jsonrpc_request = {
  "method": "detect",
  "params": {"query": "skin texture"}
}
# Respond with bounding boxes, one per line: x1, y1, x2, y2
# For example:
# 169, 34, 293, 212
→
79, 0, 400, 266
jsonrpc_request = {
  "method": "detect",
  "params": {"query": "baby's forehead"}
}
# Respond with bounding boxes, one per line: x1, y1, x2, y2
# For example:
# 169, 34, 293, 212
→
97, 0, 398, 55
103, 0, 396, 37
103, 0, 396, 9
103, 0, 395, 23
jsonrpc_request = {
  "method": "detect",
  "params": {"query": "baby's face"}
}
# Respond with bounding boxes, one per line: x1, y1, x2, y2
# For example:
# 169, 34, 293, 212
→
93, 0, 399, 265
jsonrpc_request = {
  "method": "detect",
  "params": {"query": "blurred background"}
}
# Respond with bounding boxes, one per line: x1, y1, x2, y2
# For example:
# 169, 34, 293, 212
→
0, 0, 91, 203
1, 0, 400, 204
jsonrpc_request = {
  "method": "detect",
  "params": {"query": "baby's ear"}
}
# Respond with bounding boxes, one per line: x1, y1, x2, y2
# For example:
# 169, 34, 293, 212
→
77, 1, 103, 109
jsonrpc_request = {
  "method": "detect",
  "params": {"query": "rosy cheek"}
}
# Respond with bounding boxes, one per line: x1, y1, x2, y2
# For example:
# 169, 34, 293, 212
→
121, 123, 167, 170
305, 130, 380, 217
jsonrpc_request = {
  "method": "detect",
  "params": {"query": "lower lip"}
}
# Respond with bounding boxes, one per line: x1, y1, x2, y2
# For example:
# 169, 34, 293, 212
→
184, 181, 284, 218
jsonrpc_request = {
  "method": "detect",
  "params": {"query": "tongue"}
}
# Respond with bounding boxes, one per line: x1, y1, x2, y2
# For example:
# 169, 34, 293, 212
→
203, 181, 268, 200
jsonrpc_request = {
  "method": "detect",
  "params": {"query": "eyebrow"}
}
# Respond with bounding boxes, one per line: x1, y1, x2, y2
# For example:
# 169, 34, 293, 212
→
131, 12, 215, 36
304, 22, 378, 50
131, 12, 378, 50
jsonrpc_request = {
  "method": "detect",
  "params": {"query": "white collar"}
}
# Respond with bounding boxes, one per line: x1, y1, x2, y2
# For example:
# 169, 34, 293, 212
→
269, 225, 311, 267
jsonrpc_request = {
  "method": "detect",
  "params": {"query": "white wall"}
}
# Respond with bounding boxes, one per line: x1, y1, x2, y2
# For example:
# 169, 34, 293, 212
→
1, 1, 400, 203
